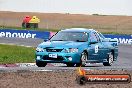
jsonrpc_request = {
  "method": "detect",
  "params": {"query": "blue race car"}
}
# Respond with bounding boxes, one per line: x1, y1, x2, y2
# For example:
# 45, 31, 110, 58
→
35, 28, 118, 67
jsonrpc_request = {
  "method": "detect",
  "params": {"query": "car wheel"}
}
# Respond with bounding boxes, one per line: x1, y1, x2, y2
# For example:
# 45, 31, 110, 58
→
36, 61, 47, 67
66, 63, 75, 67
76, 52, 88, 67
103, 52, 114, 66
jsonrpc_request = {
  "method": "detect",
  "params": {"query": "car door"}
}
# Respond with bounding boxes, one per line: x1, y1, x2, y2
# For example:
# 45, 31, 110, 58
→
88, 32, 104, 61
94, 32, 106, 60
97, 32, 109, 59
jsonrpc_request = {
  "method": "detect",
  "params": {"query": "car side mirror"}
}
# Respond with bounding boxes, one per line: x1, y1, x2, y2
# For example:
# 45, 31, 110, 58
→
89, 40, 98, 44
44, 39, 49, 42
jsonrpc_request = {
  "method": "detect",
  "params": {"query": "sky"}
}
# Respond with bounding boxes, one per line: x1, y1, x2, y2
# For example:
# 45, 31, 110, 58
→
0, 0, 132, 15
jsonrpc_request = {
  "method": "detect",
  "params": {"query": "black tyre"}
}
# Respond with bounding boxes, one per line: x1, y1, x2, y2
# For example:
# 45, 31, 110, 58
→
36, 61, 47, 67
103, 52, 114, 66
76, 52, 88, 67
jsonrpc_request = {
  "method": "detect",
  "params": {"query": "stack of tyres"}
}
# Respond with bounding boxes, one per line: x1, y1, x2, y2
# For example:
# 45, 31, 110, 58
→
22, 16, 40, 29
22, 16, 31, 28
29, 16, 40, 29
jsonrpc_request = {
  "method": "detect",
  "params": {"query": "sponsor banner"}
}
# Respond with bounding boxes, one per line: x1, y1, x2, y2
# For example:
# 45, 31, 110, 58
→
104, 34, 132, 44
0, 29, 131, 44
0, 29, 50, 39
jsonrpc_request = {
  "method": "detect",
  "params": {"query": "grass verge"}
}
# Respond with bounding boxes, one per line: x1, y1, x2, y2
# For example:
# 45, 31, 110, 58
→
0, 25, 59, 32
0, 44, 35, 64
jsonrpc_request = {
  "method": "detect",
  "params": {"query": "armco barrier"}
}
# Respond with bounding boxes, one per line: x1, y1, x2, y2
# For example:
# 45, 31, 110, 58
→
0, 29, 50, 39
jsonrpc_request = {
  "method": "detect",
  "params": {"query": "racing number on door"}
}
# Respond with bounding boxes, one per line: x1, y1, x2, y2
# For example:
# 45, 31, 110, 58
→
95, 45, 98, 53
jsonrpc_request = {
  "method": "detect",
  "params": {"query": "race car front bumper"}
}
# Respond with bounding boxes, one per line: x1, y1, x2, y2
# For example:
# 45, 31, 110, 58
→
35, 51, 81, 64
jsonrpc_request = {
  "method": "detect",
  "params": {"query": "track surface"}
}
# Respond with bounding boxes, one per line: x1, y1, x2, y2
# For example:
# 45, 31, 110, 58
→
0, 37, 132, 71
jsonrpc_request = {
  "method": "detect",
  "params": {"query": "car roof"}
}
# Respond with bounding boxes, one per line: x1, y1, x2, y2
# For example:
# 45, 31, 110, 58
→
60, 28, 96, 33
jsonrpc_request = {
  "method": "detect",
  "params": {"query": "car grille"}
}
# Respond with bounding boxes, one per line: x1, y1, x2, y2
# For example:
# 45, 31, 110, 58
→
46, 49, 63, 52
43, 55, 64, 61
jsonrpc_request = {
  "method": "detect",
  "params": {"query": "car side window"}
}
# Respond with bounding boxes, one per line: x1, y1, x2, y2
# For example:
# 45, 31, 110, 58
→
89, 32, 98, 42
94, 32, 100, 42
97, 32, 105, 39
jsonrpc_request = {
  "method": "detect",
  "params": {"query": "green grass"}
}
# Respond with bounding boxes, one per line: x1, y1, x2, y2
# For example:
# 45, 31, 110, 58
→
0, 25, 59, 32
0, 44, 35, 64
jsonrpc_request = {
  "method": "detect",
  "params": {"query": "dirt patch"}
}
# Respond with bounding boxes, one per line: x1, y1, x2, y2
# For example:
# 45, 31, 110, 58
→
0, 70, 132, 88
0, 11, 132, 34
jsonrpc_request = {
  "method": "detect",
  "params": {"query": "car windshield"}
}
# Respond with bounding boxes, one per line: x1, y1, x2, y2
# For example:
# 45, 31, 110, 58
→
50, 32, 88, 42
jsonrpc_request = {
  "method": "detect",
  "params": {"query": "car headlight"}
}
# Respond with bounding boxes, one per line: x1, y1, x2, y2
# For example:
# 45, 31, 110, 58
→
65, 48, 78, 53
36, 47, 44, 52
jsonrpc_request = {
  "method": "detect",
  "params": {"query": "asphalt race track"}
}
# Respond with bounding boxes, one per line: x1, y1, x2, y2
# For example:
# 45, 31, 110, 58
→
0, 37, 132, 71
